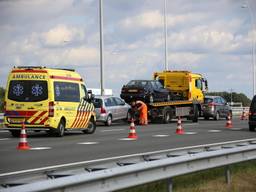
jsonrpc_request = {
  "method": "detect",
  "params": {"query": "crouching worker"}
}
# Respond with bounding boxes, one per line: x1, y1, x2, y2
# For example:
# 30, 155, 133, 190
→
136, 100, 148, 125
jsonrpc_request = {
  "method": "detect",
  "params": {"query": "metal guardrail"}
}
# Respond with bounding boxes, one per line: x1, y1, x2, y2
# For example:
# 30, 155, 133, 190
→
1, 139, 256, 192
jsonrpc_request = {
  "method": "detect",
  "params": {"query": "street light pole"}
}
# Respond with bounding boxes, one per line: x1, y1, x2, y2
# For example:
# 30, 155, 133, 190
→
242, 1, 256, 96
99, 0, 104, 96
164, 0, 168, 71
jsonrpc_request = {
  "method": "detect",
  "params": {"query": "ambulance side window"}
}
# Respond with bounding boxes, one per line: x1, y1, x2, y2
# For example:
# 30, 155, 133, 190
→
54, 82, 80, 102
81, 84, 87, 99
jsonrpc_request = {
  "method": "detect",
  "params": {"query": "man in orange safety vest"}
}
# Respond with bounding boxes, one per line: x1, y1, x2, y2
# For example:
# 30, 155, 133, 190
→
135, 100, 148, 125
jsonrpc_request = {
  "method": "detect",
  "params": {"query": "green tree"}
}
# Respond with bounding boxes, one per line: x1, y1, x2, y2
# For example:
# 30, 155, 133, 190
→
206, 92, 251, 106
0, 87, 5, 112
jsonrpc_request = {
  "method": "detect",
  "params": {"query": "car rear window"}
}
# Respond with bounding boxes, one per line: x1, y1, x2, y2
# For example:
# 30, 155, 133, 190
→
93, 98, 103, 108
204, 98, 213, 103
8, 80, 48, 102
127, 81, 148, 87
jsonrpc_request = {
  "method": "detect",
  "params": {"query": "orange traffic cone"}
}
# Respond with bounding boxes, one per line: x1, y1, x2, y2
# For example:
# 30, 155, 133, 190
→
176, 117, 184, 134
225, 113, 233, 128
128, 119, 138, 139
17, 121, 31, 150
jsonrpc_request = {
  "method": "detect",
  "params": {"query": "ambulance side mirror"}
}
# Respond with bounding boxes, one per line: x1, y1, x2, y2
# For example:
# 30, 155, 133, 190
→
86, 90, 94, 103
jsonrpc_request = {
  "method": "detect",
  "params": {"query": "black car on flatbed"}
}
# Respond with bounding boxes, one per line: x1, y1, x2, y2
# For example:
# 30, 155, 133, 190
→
120, 80, 171, 103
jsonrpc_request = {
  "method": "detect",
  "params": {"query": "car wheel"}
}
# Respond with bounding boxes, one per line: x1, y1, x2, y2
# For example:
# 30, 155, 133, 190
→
249, 125, 255, 132
166, 94, 171, 101
105, 115, 112, 126
149, 95, 154, 103
56, 119, 65, 137
10, 130, 20, 137
83, 118, 96, 134
214, 112, 220, 121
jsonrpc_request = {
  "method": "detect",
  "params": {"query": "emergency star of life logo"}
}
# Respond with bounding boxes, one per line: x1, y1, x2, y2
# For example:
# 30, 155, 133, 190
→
13, 84, 24, 96
32, 84, 43, 96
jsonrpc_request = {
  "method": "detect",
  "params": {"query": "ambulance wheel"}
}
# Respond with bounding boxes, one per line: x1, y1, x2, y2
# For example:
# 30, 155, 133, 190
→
10, 130, 20, 137
83, 118, 96, 134
56, 119, 65, 137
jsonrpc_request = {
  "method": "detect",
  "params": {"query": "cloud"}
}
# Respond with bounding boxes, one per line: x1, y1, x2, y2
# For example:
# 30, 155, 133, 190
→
168, 52, 205, 69
42, 25, 85, 47
64, 47, 99, 65
120, 10, 206, 30
121, 10, 162, 29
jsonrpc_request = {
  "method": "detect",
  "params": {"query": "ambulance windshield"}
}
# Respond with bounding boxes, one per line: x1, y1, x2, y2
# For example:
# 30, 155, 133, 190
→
8, 80, 48, 102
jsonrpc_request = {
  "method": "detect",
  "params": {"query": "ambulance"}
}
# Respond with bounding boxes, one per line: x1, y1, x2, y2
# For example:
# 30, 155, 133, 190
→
3, 66, 96, 137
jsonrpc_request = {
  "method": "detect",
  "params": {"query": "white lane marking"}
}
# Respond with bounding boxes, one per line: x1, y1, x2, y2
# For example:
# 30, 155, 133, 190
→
1, 138, 256, 178
208, 130, 222, 133
184, 123, 199, 126
119, 138, 137, 141
152, 134, 169, 137
30, 147, 52, 150
229, 128, 243, 131
101, 129, 125, 132
184, 132, 197, 135
78, 142, 99, 145
0, 138, 10, 141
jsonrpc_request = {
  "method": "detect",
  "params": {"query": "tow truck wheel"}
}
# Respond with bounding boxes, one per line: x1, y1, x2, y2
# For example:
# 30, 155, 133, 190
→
192, 105, 199, 123
162, 107, 172, 124
83, 118, 96, 134
10, 130, 20, 137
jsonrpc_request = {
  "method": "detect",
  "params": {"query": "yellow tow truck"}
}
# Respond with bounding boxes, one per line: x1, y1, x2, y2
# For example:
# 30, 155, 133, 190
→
149, 70, 208, 123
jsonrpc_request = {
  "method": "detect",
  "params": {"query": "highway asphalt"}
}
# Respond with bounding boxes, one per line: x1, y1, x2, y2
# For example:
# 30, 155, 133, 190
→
0, 118, 255, 175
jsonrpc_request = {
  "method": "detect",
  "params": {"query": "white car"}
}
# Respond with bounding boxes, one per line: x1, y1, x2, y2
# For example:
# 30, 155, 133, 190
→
93, 96, 130, 126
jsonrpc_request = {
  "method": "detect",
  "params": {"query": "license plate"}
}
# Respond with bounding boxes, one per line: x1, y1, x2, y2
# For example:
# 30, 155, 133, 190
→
9, 118, 24, 124
128, 89, 138, 93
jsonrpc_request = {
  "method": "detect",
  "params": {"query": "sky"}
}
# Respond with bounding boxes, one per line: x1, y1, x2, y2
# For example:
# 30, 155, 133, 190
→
0, 0, 255, 98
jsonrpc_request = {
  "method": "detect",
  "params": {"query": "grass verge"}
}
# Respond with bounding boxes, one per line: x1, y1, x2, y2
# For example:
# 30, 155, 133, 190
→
118, 160, 256, 192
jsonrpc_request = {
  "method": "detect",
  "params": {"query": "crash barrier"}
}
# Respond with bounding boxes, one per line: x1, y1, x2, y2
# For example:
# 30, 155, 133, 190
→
1, 139, 256, 192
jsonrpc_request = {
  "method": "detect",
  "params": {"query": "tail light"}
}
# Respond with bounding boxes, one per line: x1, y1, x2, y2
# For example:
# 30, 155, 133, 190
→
49, 102, 55, 117
208, 102, 215, 107
100, 107, 106, 114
